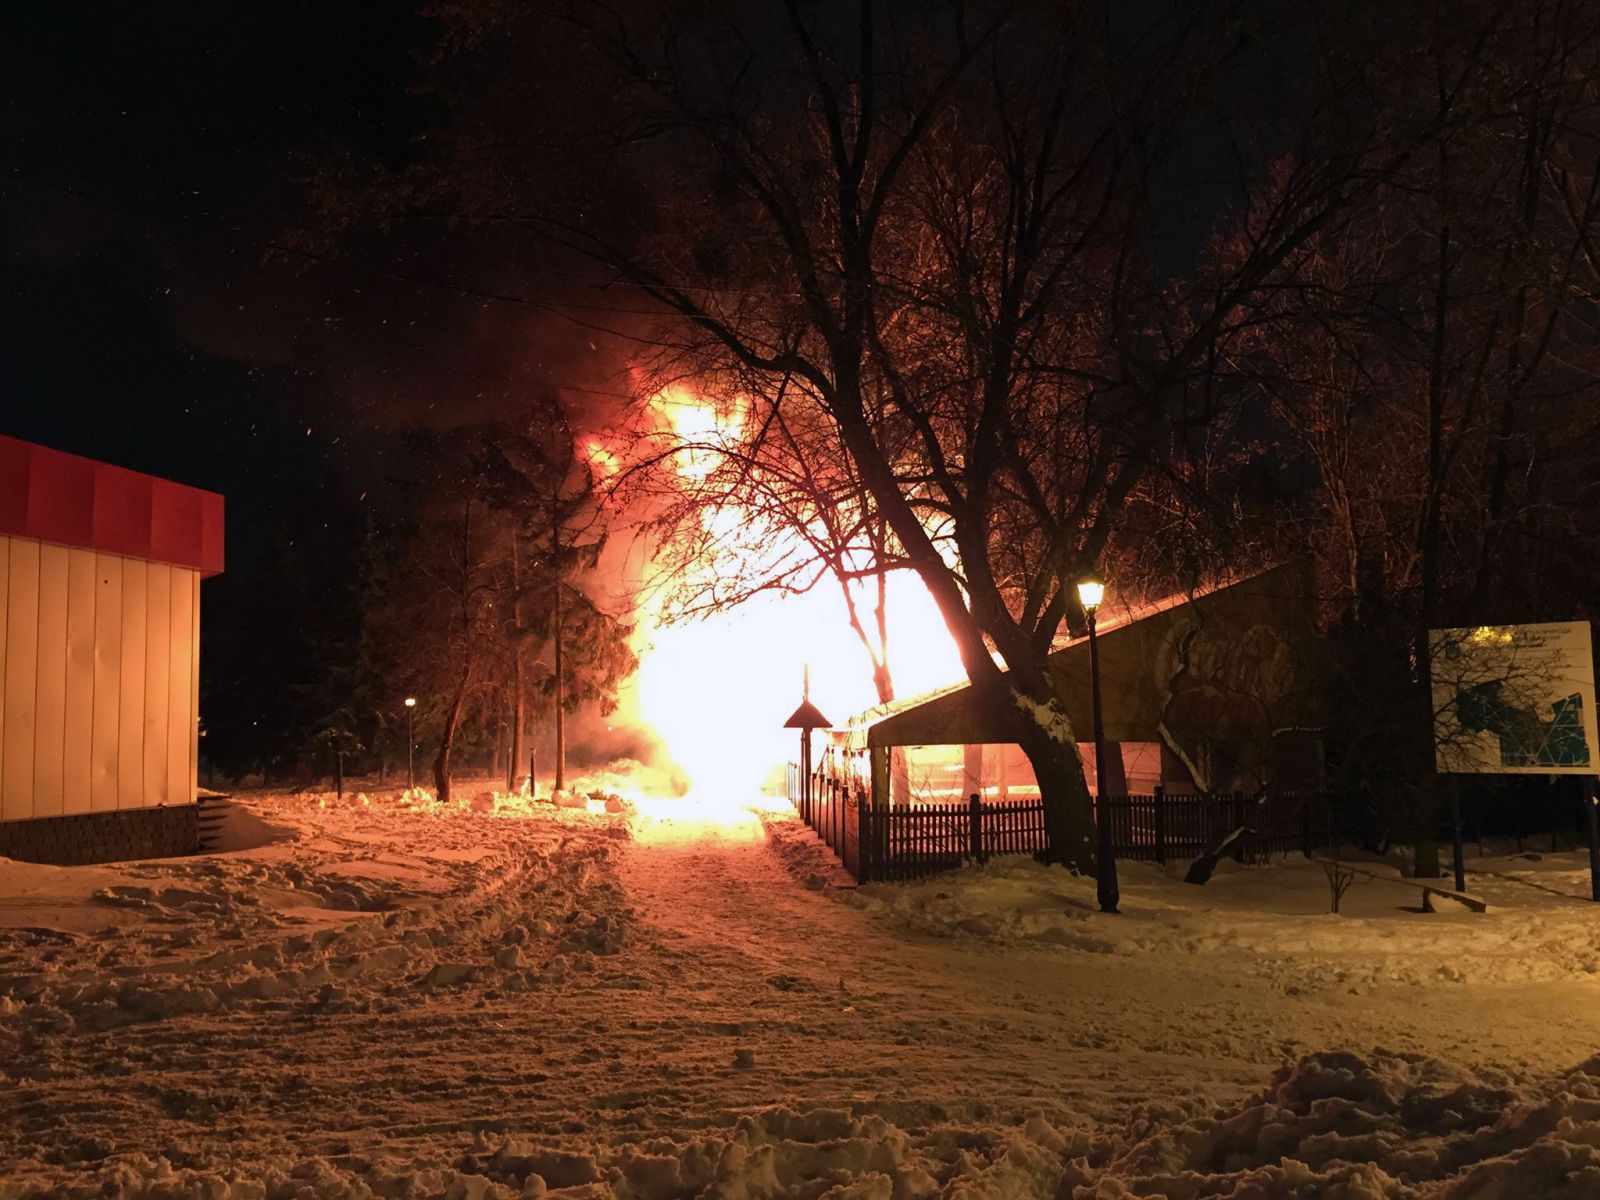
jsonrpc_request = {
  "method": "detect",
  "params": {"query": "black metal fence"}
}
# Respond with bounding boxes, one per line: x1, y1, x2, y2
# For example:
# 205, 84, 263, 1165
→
1099, 788, 1341, 864
786, 758, 1343, 883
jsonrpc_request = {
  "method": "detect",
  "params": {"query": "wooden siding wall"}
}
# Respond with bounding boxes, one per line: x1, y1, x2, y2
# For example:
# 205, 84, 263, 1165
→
0, 534, 200, 820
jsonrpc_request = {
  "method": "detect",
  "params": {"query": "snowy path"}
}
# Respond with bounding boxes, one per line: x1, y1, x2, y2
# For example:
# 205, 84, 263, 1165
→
620, 802, 1599, 1125
4, 790, 1600, 1196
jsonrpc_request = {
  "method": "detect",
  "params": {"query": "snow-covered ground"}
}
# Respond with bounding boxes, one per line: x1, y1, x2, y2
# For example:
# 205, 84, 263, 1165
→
3, 786, 1600, 1198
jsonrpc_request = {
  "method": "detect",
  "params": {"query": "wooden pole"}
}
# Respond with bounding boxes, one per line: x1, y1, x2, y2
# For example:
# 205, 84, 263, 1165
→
800, 729, 812, 821
552, 498, 565, 794
1154, 783, 1166, 865
1450, 779, 1466, 893
509, 528, 526, 794
1586, 777, 1600, 903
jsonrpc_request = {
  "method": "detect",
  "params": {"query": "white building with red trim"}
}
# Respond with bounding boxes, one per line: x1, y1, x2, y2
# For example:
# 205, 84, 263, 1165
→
0, 435, 223, 864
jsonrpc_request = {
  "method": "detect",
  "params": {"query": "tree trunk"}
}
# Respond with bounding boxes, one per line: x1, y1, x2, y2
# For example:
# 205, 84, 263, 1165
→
436, 499, 474, 807
508, 529, 526, 793
827, 398, 1098, 866
1022, 730, 1099, 874
552, 569, 565, 794
1409, 151, 1453, 876
433, 665, 468, 807
549, 486, 568, 792
1414, 840, 1442, 879
872, 558, 894, 704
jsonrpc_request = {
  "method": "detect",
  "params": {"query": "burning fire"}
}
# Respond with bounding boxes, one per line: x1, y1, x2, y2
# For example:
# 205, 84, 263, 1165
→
622, 388, 966, 802
582, 436, 621, 480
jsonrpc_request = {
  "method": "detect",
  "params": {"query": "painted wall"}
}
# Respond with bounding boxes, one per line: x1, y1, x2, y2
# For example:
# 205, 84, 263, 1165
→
0, 533, 200, 821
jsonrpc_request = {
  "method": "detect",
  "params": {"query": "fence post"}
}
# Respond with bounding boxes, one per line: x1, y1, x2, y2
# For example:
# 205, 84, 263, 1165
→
834, 777, 843, 854
1153, 784, 1166, 865
825, 775, 834, 851
968, 793, 982, 862
858, 786, 872, 883
832, 780, 844, 857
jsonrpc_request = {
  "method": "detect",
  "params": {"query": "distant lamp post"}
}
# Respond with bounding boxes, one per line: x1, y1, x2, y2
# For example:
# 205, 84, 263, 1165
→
1077, 572, 1119, 914
784, 666, 832, 822
404, 697, 417, 790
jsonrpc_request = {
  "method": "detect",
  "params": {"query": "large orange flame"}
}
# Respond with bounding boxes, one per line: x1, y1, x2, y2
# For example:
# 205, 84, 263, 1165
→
624, 389, 965, 801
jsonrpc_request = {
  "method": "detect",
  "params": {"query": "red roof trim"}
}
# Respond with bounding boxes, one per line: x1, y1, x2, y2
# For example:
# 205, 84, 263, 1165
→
0, 436, 224, 576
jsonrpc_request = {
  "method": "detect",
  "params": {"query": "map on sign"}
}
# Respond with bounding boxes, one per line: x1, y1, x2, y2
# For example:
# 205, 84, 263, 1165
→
1430, 621, 1598, 775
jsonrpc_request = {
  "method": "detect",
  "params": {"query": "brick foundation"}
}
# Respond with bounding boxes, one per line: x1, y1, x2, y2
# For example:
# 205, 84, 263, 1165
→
0, 805, 199, 866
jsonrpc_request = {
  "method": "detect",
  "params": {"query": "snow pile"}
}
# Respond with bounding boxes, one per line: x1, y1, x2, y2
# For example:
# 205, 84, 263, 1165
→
8, 793, 1600, 1199
0, 1101, 1085, 1199
1089, 1050, 1600, 1198
851, 851, 1600, 990
853, 856, 1118, 952
0, 790, 633, 1035
203, 800, 299, 853
358, 761, 683, 819
10, 1053, 1600, 1198
758, 808, 859, 891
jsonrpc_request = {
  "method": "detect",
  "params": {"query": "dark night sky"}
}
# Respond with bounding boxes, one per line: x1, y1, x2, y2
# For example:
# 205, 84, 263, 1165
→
0, 1, 1291, 767
0, 4, 642, 764
0, 0, 1254, 540
1, 3, 632, 519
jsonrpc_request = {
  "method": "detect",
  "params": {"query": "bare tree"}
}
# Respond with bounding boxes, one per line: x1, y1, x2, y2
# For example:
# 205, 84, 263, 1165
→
366, 417, 636, 803
501, 1, 1439, 868
477, 400, 638, 793
337, 0, 1497, 869
367, 470, 502, 806
1320, 857, 1358, 914
1250, 0, 1600, 852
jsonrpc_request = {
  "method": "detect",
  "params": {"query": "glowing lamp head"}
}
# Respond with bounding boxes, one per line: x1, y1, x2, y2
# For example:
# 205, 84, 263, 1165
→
1076, 573, 1106, 616
404, 697, 417, 709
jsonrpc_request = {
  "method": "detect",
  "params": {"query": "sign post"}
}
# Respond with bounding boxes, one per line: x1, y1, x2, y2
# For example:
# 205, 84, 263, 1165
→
1588, 779, 1600, 904
1450, 784, 1466, 894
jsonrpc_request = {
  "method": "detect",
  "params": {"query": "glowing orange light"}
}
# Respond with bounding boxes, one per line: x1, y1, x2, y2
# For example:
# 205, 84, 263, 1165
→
621, 385, 967, 802
653, 386, 745, 480
583, 437, 621, 480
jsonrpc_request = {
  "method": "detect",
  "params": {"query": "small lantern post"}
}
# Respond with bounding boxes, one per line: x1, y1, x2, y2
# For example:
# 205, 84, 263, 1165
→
784, 666, 832, 823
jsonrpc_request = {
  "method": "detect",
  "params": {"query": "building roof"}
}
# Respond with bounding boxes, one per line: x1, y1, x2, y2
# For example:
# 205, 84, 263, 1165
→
784, 698, 833, 729
838, 561, 1317, 752
0, 435, 224, 576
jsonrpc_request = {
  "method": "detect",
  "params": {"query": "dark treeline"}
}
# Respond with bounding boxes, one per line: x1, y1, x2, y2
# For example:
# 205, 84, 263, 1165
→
261, 399, 637, 801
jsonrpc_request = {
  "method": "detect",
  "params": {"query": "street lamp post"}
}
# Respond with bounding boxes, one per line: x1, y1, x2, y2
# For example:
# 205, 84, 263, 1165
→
404, 697, 417, 790
1077, 574, 1120, 914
